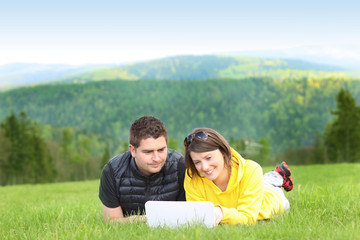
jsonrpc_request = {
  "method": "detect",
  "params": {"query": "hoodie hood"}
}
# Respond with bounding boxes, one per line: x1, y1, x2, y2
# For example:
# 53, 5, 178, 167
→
225, 148, 246, 192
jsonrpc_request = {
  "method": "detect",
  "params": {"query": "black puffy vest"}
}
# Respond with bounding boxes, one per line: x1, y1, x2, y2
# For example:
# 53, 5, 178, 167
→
108, 149, 185, 216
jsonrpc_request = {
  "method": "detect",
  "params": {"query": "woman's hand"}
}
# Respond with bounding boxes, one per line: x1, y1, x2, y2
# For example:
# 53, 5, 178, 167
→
214, 206, 223, 225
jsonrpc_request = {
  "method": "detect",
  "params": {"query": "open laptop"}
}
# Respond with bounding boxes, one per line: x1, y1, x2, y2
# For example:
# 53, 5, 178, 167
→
145, 201, 215, 228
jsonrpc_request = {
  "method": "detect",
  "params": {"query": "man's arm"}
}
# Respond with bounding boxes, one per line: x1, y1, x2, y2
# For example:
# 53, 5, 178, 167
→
103, 205, 123, 221
103, 205, 146, 223
99, 162, 126, 222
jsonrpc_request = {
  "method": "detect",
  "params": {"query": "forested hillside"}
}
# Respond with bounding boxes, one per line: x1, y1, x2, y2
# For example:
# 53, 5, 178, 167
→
1, 77, 359, 154
60, 55, 358, 83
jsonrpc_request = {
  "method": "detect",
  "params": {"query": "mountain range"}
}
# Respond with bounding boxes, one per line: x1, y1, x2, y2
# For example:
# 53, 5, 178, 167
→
224, 44, 360, 71
1, 45, 360, 91
0, 63, 116, 90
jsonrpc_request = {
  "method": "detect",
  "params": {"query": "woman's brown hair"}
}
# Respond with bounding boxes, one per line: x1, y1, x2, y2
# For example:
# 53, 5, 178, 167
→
184, 128, 232, 178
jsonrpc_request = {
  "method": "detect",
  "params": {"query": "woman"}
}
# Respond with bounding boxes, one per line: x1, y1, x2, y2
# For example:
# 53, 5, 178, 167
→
183, 128, 293, 226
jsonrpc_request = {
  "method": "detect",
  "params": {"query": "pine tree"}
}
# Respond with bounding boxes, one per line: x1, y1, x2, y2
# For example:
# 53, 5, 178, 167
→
29, 122, 57, 183
324, 88, 360, 163
1, 112, 23, 184
0, 128, 11, 185
0, 112, 57, 185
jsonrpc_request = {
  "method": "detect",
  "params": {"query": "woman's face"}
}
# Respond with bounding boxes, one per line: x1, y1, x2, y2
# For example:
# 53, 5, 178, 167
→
190, 149, 227, 182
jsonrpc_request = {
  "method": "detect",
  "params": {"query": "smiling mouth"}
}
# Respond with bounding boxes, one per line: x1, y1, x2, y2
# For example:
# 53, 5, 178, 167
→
205, 169, 215, 175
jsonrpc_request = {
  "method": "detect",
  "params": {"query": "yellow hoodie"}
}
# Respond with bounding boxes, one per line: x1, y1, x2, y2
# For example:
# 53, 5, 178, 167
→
184, 149, 284, 225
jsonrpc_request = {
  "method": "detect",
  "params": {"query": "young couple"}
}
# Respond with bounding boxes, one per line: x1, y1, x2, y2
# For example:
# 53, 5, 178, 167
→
99, 116, 294, 225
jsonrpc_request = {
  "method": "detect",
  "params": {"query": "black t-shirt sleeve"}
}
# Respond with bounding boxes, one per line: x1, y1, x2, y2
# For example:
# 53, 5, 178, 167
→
176, 156, 186, 201
98, 163, 120, 208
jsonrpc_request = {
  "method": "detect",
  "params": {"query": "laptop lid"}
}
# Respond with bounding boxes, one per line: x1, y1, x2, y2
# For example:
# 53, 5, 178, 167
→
145, 201, 215, 228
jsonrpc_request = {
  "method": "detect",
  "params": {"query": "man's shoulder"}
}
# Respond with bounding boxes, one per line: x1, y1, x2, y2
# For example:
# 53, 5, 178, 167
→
164, 149, 185, 174
166, 148, 184, 162
107, 151, 132, 177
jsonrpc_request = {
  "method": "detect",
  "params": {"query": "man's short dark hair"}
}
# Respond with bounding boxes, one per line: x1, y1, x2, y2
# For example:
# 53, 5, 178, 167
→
129, 116, 168, 148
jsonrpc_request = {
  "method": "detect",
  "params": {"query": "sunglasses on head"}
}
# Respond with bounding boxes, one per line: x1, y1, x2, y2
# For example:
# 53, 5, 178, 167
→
184, 131, 209, 147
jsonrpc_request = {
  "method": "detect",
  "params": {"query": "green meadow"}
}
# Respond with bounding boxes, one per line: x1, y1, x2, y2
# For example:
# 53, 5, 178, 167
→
1, 163, 359, 240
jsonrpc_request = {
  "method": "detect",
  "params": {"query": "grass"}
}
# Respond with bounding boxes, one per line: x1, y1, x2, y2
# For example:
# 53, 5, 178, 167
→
1, 163, 359, 240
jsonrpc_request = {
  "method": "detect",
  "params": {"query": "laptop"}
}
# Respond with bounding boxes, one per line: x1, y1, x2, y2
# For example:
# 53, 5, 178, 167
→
145, 201, 215, 228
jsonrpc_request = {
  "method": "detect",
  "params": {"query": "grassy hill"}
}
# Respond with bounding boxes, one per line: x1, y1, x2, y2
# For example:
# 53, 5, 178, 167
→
61, 55, 359, 83
1, 163, 359, 239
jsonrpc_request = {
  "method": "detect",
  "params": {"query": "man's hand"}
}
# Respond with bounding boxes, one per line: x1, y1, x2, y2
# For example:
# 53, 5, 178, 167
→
126, 215, 147, 223
214, 206, 223, 225
103, 205, 147, 223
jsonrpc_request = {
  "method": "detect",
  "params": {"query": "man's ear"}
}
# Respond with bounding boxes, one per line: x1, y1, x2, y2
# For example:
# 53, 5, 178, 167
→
129, 144, 136, 158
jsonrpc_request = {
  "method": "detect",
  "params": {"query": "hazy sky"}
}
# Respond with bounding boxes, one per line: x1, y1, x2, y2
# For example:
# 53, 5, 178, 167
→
0, 0, 359, 65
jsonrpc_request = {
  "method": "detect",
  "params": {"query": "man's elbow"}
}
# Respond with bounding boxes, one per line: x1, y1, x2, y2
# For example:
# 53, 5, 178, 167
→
102, 205, 123, 222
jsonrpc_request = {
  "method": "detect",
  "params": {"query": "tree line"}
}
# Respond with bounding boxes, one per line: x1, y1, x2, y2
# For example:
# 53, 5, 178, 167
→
1, 86, 360, 185
1, 77, 360, 153
0, 112, 127, 185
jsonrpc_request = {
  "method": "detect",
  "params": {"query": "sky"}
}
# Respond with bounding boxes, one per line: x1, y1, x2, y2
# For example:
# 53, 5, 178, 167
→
0, 0, 359, 65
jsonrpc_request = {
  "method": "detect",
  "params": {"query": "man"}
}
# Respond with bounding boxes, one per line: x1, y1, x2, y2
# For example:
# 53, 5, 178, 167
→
99, 115, 186, 222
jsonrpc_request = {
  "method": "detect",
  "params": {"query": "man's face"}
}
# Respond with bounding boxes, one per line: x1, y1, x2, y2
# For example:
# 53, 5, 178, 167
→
129, 136, 167, 177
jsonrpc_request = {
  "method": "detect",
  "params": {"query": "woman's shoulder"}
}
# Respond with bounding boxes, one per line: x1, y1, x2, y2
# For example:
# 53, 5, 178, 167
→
245, 159, 261, 168
244, 159, 263, 175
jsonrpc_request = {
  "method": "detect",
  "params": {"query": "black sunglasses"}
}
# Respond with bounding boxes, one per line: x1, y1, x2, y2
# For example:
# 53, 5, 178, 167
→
184, 131, 209, 147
